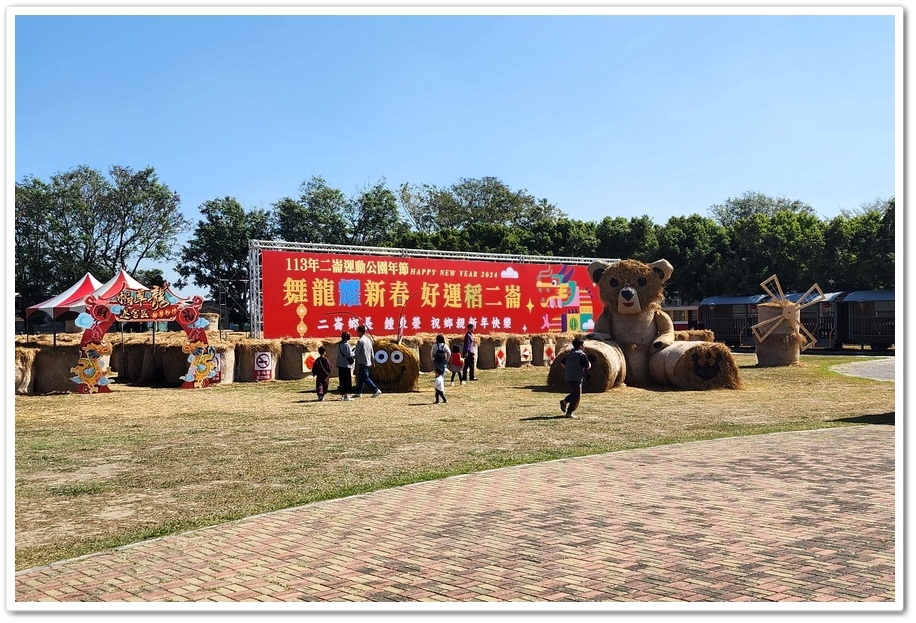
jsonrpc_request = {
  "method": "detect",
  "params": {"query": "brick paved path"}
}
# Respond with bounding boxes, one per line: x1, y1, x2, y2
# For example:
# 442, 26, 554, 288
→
14, 425, 896, 606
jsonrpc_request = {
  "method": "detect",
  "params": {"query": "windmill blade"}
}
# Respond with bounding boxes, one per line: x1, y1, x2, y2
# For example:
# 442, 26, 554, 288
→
795, 283, 826, 310
798, 323, 818, 351
759, 275, 786, 303
751, 315, 785, 343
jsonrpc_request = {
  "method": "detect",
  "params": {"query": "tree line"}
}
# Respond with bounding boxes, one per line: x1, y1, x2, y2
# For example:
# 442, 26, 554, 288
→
15, 166, 895, 326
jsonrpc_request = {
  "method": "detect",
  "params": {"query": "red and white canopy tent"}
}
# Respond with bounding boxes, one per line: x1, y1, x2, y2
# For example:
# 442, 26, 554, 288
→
24, 272, 103, 321
69, 269, 148, 315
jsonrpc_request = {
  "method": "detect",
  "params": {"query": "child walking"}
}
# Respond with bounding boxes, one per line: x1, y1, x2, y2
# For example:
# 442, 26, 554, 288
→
313, 346, 332, 401
433, 368, 448, 404
448, 343, 464, 386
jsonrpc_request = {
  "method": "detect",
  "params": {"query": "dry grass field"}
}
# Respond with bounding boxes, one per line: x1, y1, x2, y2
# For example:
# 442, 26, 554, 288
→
14, 352, 895, 571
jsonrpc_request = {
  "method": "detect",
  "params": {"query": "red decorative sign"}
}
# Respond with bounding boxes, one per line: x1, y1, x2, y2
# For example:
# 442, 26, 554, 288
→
260, 250, 603, 339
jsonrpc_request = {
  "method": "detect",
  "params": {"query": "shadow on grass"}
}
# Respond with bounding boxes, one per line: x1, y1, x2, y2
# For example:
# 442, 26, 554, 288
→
520, 415, 577, 421
830, 412, 895, 425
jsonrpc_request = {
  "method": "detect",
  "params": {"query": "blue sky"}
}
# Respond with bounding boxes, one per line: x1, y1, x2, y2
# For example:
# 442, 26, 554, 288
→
10, 6, 900, 296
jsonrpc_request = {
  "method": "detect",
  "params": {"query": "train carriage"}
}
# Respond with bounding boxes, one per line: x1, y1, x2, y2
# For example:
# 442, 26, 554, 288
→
697, 294, 768, 347
786, 291, 846, 349
839, 290, 895, 351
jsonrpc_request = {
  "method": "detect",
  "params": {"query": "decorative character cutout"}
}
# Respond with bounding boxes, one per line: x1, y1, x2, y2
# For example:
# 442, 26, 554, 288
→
585, 258, 743, 390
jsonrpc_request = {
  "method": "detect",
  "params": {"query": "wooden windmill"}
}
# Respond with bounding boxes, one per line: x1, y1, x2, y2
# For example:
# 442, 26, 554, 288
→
751, 275, 825, 366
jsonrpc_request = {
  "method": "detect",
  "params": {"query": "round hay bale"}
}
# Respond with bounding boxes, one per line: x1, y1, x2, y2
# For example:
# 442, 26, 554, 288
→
755, 303, 802, 367
416, 336, 437, 373
139, 346, 166, 383
690, 329, 715, 342
123, 343, 147, 381
477, 334, 505, 369
554, 334, 572, 352
109, 343, 122, 373
235, 339, 282, 382
547, 340, 626, 393
15, 347, 39, 395
161, 344, 193, 387
530, 335, 557, 366
370, 339, 419, 392
279, 339, 317, 380
200, 313, 220, 334
648, 341, 743, 390
33, 345, 83, 394
212, 343, 236, 384
505, 336, 533, 367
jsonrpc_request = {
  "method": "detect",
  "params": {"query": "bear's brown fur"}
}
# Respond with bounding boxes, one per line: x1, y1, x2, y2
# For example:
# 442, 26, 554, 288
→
586, 258, 742, 390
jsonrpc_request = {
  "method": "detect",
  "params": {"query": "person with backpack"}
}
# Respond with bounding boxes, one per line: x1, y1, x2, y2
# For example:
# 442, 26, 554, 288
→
430, 334, 449, 376
560, 338, 591, 418
336, 331, 355, 401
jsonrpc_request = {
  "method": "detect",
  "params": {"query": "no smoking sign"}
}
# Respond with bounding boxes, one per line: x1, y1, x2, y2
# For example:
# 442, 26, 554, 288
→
254, 351, 273, 381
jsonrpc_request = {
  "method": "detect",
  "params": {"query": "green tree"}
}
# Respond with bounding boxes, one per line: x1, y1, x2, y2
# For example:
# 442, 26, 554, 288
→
398, 177, 564, 233
14, 176, 60, 311
522, 218, 599, 257
720, 210, 826, 295
14, 165, 187, 314
709, 191, 816, 228
175, 197, 272, 327
272, 176, 350, 244
656, 215, 730, 303
101, 166, 189, 275
595, 215, 659, 261
347, 180, 408, 247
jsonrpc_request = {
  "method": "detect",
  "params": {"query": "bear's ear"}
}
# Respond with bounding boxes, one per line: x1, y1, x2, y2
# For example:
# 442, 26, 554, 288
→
588, 261, 611, 284
649, 259, 673, 282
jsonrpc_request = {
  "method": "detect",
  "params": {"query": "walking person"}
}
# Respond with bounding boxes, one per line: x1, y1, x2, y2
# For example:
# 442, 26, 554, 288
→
336, 331, 355, 401
462, 322, 477, 381
447, 343, 464, 386
433, 368, 448, 404
560, 338, 591, 418
313, 346, 332, 401
352, 324, 382, 398
430, 334, 449, 377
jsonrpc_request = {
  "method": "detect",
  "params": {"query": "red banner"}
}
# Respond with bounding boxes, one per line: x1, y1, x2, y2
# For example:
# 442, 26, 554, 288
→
260, 250, 603, 339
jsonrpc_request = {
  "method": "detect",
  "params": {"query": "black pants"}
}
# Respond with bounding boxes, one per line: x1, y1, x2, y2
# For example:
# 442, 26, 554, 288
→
563, 381, 583, 415
462, 352, 476, 381
338, 367, 352, 395
435, 389, 447, 403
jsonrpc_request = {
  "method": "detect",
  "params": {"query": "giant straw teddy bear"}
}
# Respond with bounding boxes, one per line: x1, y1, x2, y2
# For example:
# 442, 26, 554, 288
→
584, 258, 742, 390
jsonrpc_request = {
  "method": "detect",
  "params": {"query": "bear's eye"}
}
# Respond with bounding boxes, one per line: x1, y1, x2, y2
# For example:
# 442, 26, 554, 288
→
609, 278, 619, 288
637, 277, 647, 287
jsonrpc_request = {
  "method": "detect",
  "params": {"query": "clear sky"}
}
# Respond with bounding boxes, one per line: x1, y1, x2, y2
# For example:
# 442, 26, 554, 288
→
9, 4, 900, 296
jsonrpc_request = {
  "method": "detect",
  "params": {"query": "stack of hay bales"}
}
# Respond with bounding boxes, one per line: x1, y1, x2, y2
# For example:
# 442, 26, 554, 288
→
530, 334, 556, 367
547, 340, 626, 393
32, 345, 83, 394
278, 338, 324, 380
15, 347, 39, 395
235, 339, 282, 382
211, 342, 237, 384
505, 335, 533, 367
674, 329, 715, 342
369, 338, 419, 392
477, 333, 505, 369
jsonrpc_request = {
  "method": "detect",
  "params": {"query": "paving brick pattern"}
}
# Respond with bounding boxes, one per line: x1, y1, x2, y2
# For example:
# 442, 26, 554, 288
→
14, 426, 896, 604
